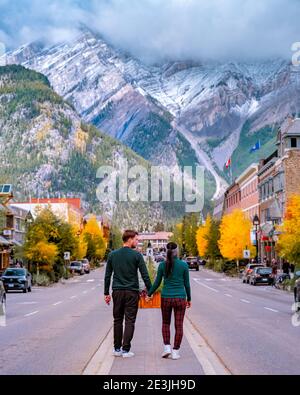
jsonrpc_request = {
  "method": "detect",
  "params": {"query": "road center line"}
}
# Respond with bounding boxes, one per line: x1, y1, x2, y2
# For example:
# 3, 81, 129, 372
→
193, 279, 219, 293
264, 307, 279, 313
224, 294, 232, 298
53, 301, 63, 306
240, 299, 251, 304
24, 311, 39, 317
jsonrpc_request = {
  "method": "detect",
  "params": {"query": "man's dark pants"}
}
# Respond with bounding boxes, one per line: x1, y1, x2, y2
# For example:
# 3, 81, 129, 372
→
112, 290, 139, 352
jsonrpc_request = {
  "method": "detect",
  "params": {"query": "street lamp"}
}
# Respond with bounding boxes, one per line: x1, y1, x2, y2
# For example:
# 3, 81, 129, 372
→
253, 214, 260, 263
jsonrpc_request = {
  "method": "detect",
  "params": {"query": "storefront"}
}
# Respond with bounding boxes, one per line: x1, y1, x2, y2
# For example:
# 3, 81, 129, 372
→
0, 236, 10, 272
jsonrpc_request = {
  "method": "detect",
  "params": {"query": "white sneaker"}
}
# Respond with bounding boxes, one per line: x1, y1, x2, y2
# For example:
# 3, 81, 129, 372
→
113, 349, 123, 357
172, 349, 181, 360
122, 351, 135, 358
162, 345, 172, 359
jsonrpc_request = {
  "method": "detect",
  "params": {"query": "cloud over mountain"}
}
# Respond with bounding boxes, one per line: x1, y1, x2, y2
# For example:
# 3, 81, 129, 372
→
0, 0, 298, 62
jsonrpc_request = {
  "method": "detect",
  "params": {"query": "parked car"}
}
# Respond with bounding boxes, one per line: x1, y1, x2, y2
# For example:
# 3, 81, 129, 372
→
0, 278, 6, 313
1, 268, 32, 293
69, 261, 85, 275
249, 267, 273, 286
186, 257, 200, 271
199, 258, 207, 266
154, 255, 165, 263
81, 259, 91, 274
294, 270, 300, 311
242, 263, 264, 284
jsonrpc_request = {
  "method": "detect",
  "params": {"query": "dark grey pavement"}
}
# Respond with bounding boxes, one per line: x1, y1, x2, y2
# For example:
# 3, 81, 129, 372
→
188, 268, 300, 375
0, 268, 112, 375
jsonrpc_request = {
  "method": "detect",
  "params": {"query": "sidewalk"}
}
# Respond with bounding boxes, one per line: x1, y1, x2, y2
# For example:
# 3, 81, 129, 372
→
109, 308, 204, 375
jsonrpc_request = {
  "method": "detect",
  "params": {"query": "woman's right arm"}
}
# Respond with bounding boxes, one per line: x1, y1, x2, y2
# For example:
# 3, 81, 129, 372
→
184, 264, 192, 302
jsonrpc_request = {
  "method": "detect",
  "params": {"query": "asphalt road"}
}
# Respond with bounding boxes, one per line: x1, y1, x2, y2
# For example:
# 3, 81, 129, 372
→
0, 268, 112, 375
1, 265, 299, 375
188, 268, 300, 375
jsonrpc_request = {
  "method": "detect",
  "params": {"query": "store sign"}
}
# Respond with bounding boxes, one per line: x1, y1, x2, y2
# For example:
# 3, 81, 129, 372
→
3, 230, 11, 236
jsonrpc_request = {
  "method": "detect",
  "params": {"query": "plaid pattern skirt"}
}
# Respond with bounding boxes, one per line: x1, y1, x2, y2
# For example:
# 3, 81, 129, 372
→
161, 297, 187, 350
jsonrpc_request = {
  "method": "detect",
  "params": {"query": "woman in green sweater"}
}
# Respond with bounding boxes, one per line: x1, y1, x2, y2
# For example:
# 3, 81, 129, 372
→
147, 242, 192, 360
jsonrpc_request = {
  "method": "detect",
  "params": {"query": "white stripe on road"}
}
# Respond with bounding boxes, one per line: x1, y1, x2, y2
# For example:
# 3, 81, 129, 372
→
17, 302, 38, 305
53, 301, 63, 306
264, 307, 279, 313
91, 287, 96, 291
82, 291, 88, 295
240, 299, 251, 304
193, 279, 219, 293
224, 294, 233, 298
87, 279, 95, 283
70, 296, 77, 299
24, 311, 39, 317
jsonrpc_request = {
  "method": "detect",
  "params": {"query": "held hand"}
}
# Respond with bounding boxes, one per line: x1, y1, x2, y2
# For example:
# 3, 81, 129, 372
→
104, 295, 111, 305
186, 301, 192, 309
145, 295, 153, 302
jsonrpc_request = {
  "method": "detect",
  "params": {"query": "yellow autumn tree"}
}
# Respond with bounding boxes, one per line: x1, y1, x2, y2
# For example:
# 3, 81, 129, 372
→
25, 240, 58, 274
218, 209, 255, 268
196, 215, 212, 257
83, 216, 107, 263
277, 194, 300, 267
73, 225, 88, 260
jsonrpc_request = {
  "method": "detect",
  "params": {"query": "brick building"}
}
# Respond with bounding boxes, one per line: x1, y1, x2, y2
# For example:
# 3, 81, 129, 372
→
223, 182, 241, 215
258, 117, 300, 261
236, 163, 259, 221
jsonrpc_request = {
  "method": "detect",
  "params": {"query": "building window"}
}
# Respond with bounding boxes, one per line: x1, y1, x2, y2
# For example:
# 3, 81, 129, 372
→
291, 137, 297, 148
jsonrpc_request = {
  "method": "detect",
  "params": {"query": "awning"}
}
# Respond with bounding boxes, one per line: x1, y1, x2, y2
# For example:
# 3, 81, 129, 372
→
11, 239, 23, 247
0, 236, 9, 246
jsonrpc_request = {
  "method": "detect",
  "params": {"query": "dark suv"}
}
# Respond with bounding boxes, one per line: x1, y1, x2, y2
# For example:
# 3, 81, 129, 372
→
186, 257, 200, 271
2, 268, 32, 293
294, 271, 300, 311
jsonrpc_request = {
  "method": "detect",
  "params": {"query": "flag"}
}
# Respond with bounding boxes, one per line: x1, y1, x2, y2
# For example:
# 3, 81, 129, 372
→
225, 158, 231, 169
250, 140, 261, 153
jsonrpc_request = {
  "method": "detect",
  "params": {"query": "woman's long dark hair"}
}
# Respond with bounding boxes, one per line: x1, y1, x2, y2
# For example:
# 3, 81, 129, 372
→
166, 242, 178, 278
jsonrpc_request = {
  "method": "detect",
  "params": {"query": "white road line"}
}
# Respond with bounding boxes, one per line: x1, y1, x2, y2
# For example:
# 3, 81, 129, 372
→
193, 279, 219, 293
82, 291, 88, 295
87, 279, 95, 283
53, 301, 63, 306
70, 296, 77, 299
184, 316, 230, 375
91, 287, 96, 291
224, 294, 233, 298
24, 311, 39, 317
17, 302, 38, 305
240, 299, 251, 304
264, 307, 279, 313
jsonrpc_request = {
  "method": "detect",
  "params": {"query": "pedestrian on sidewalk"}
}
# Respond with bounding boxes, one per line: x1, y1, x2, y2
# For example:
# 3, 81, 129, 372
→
147, 242, 191, 361
104, 230, 152, 359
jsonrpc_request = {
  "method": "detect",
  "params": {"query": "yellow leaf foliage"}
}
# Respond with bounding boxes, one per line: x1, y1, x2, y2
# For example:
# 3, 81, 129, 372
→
277, 194, 300, 265
218, 209, 255, 261
196, 215, 212, 257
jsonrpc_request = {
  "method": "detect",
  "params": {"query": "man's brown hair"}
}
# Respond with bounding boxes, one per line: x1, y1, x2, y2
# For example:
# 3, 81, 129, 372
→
122, 230, 138, 243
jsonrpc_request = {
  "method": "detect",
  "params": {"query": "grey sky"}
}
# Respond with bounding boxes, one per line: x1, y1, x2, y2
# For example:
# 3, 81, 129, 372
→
0, 0, 299, 62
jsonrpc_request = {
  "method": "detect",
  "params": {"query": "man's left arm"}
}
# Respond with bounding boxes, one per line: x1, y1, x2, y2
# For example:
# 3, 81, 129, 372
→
138, 254, 152, 292
104, 254, 113, 296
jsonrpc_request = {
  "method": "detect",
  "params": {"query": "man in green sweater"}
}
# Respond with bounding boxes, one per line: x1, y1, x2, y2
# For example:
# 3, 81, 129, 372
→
104, 230, 152, 358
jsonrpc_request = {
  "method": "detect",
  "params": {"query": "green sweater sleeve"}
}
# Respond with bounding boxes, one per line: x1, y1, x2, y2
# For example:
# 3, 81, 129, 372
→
148, 263, 163, 297
138, 254, 152, 292
104, 254, 113, 296
184, 265, 192, 302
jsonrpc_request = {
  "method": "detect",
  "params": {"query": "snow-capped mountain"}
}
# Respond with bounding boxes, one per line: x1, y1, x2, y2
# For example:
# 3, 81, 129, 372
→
3, 29, 300, 198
